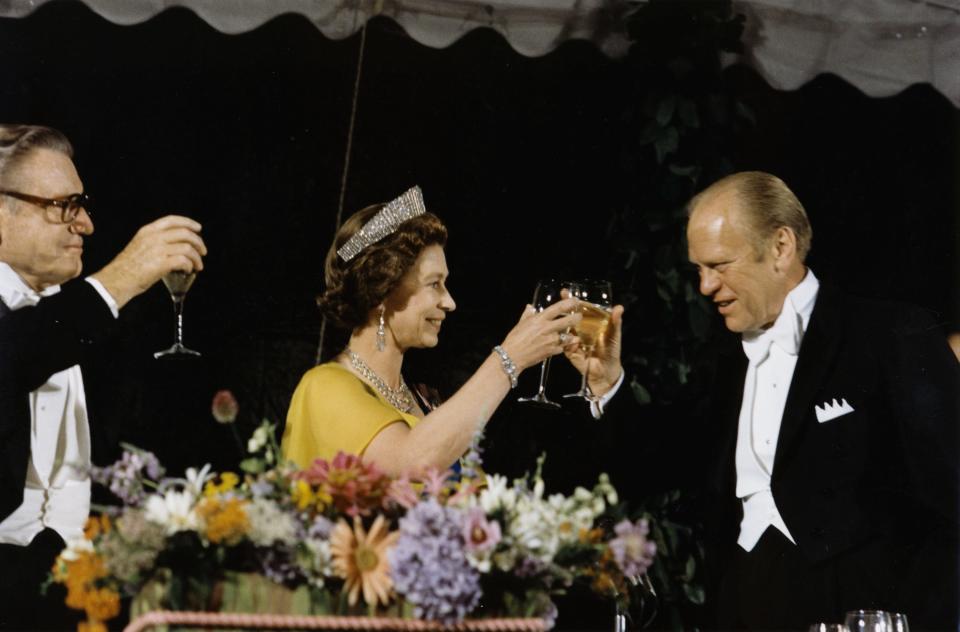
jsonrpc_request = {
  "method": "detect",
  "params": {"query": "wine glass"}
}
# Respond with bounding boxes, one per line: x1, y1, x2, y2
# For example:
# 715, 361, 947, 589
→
154, 270, 201, 358
844, 610, 893, 632
563, 279, 613, 401
809, 625, 850, 632
517, 279, 563, 409
889, 613, 909, 632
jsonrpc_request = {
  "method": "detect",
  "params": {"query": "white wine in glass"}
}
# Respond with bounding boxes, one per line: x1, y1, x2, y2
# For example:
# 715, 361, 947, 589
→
844, 610, 893, 632
576, 301, 612, 349
154, 270, 201, 358
564, 280, 612, 401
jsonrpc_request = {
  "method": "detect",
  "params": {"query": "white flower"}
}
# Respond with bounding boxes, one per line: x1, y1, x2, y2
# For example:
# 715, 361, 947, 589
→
479, 474, 517, 514
247, 424, 270, 453
547, 491, 605, 545
184, 464, 213, 497
145, 489, 201, 535
59, 537, 94, 562
492, 546, 518, 572
246, 498, 297, 547
301, 537, 333, 588
509, 495, 561, 564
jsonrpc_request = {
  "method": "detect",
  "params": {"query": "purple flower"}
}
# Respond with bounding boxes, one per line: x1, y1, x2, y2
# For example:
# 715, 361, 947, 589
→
307, 515, 333, 540
259, 545, 305, 588
514, 556, 547, 578
389, 499, 481, 625
459, 433, 485, 481
249, 479, 275, 498
609, 519, 657, 578
91, 448, 165, 506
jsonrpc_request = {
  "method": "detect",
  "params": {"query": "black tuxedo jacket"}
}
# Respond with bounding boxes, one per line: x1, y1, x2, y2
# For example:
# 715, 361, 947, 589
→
0, 280, 115, 523
600, 283, 959, 627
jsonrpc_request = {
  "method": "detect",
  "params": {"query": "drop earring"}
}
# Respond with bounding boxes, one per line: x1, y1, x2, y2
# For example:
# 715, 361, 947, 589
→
376, 305, 386, 352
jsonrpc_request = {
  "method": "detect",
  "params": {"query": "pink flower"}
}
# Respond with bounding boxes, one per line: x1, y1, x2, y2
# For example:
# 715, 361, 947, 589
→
386, 475, 419, 510
462, 507, 501, 554
295, 452, 392, 517
416, 467, 454, 499
211, 390, 239, 424
609, 519, 657, 578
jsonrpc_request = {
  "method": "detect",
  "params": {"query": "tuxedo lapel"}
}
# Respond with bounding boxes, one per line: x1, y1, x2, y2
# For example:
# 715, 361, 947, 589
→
773, 284, 844, 473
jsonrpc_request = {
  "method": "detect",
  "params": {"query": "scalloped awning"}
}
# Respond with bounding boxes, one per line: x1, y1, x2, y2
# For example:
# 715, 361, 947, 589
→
2, 0, 958, 106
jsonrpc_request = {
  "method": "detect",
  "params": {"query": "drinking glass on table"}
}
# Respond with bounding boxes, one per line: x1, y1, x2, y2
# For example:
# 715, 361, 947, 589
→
844, 610, 893, 632
517, 279, 563, 409
563, 279, 612, 401
154, 269, 201, 358
889, 613, 909, 632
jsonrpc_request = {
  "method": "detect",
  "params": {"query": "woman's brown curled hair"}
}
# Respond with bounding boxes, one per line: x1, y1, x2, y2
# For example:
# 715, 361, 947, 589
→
318, 205, 448, 331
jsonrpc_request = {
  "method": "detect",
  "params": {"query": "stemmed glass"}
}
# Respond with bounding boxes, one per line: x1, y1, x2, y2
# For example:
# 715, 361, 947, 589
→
889, 613, 909, 632
563, 279, 613, 401
517, 279, 563, 409
809, 625, 850, 632
844, 610, 893, 632
154, 270, 201, 358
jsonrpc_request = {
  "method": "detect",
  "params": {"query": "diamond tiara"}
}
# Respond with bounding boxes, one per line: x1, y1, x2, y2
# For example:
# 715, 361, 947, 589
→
336, 185, 427, 262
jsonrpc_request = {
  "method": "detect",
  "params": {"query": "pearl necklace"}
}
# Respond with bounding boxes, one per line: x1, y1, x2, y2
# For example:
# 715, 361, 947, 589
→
346, 349, 415, 413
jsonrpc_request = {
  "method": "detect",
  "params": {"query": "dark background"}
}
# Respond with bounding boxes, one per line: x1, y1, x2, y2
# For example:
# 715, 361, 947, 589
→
0, 1, 956, 480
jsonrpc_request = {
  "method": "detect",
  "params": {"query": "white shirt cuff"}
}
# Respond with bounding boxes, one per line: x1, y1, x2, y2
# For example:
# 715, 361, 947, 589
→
590, 369, 625, 419
85, 277, 119, 319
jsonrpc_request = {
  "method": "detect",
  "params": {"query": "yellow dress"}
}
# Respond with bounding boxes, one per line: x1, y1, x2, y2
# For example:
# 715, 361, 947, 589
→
281, 362, 420, 469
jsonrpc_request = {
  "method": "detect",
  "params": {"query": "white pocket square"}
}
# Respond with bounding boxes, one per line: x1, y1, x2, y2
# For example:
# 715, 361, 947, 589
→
815, 398, 854, 423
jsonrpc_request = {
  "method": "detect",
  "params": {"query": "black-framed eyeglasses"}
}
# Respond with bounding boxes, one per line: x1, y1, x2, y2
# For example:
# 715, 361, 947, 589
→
0, 189, 91, 223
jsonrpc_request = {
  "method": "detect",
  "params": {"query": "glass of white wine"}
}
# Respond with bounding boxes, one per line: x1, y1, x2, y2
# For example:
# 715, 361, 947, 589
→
517, 279, 563, 409
154, 270, 201, 358
844, 610, 893, 632
563, 279, 612, 401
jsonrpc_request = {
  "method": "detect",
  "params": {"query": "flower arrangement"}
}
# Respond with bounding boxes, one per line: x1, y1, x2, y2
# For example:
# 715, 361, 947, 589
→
52, 402, 656, 631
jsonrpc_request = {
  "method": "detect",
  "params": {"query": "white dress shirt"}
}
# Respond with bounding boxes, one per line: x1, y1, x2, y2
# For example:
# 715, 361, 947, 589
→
0, 262, 117, 546
735, 269, 819, 551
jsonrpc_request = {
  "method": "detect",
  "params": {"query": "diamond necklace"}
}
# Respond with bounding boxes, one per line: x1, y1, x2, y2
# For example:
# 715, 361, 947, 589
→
346, 349, 415, 413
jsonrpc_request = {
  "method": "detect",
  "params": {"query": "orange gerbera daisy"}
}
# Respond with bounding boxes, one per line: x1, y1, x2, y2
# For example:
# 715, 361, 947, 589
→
330, 515, 400, 607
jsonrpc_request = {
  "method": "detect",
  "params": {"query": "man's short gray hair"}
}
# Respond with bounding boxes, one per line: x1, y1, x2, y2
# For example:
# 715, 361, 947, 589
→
0, 125, 74, 186
688, 171, 813, 262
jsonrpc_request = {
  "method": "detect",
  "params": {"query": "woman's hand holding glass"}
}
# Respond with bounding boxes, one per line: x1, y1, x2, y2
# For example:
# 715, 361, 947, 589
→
498, 297, 581, 374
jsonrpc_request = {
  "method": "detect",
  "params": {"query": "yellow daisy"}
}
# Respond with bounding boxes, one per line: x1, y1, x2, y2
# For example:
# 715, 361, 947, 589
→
330, 515, 400, 607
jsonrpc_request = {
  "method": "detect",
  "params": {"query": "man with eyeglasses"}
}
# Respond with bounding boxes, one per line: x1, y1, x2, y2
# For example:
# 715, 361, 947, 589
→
0, 124, 207, 629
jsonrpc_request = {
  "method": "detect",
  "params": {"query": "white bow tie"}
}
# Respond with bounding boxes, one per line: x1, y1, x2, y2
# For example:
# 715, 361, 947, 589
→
742, 306, 803, 365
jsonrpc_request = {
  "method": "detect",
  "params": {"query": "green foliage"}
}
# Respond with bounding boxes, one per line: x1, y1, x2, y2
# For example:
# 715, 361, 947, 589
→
611, 0, 752, 406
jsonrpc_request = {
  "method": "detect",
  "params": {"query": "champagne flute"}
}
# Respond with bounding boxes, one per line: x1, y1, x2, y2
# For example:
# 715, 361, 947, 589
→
563, 279, 613, 401
154, 269, 201, 358
844, 610, 893, 632
517, 279, 563, 409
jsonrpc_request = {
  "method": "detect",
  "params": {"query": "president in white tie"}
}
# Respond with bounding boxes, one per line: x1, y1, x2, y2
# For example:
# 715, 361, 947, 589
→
680, 171, 958, 630
0, 124, 207, 630
580, 171, 958, 630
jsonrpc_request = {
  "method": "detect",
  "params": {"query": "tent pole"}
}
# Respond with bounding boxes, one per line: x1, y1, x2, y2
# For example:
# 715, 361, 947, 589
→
317, 16, 370, 365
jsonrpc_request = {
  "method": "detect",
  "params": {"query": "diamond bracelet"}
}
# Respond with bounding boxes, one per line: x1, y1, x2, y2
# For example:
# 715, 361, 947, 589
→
492, 345, 518, 389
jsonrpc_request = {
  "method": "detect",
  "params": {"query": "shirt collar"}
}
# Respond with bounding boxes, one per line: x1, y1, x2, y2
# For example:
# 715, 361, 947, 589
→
0, 261, 61, 311
741, 268, 820, 365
